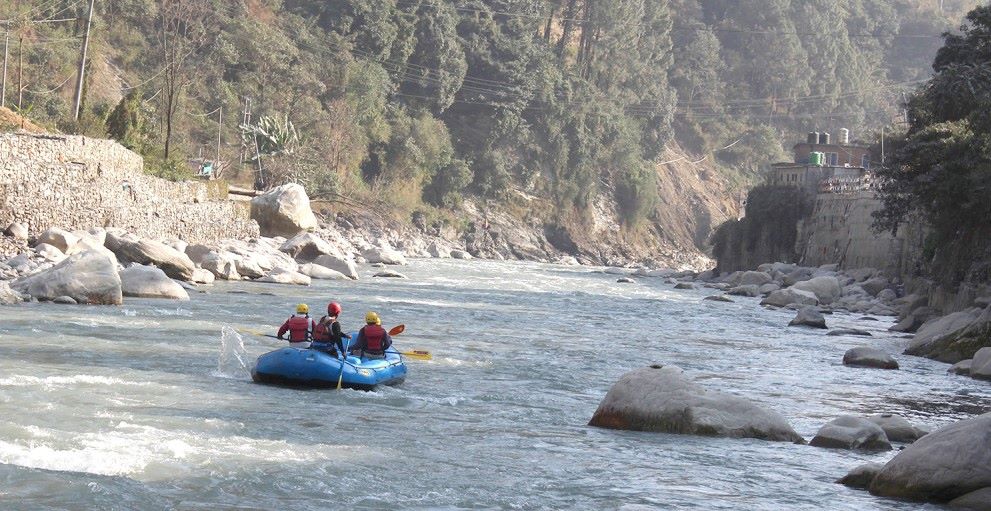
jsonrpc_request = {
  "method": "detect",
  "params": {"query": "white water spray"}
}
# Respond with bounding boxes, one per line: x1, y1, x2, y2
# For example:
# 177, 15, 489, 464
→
215, 326, 251, 380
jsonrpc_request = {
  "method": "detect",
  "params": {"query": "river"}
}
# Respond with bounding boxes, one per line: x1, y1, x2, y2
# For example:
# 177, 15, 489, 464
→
0, 259, 987, 510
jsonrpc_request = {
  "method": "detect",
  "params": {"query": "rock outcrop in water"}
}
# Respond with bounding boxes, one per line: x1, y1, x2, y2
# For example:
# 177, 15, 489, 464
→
809, 416, 892, 451
869, 412, 991, 503
588, 365, 805, 443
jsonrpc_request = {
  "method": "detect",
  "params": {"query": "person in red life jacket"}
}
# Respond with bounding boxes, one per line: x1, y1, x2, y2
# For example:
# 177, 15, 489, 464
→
312, 301, 351, 356
277, 303, 314, 349
350, 311, 392, 359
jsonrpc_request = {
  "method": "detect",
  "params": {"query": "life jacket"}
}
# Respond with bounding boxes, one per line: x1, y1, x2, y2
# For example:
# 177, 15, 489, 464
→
312, 317, 331, 342
286, 315, 311, 342
362, 324, 386, 353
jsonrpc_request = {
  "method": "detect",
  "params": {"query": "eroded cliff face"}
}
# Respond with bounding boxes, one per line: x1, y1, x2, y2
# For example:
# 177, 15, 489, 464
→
322, 144, 741, 270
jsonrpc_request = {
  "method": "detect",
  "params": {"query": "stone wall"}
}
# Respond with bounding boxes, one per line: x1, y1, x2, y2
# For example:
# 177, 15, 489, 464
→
797, 192, 916, 276
0, 133, 258, 244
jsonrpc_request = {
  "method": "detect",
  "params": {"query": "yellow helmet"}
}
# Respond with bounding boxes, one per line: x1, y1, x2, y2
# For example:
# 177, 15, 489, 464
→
296, 303, 309, 314
365, 311, 380, 324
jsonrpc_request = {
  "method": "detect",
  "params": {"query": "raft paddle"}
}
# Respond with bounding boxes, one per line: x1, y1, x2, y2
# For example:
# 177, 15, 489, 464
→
386, 325, 433, 360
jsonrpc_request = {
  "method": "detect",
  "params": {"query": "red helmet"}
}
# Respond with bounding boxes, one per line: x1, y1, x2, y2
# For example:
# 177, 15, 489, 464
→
327, 302, 342, 316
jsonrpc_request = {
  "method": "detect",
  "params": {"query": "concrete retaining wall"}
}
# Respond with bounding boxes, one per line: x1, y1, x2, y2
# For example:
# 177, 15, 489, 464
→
0, 133, 258, 244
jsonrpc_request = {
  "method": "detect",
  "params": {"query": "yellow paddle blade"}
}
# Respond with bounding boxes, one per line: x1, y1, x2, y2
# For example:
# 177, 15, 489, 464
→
400, 350, 432, 361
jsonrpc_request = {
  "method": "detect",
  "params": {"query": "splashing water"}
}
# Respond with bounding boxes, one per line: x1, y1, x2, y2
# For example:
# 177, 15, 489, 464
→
215, 326, 251, 380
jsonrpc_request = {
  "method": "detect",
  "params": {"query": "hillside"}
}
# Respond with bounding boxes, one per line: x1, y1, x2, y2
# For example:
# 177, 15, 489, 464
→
0, 0, 980, 266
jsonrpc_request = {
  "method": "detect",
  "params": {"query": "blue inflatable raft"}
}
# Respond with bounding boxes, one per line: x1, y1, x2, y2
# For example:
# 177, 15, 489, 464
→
251, 340, 407, 391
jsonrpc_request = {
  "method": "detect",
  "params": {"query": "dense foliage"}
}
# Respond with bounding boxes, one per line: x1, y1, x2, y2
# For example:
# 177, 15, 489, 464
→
874, 5, 991, 286
0, 0, 975, 228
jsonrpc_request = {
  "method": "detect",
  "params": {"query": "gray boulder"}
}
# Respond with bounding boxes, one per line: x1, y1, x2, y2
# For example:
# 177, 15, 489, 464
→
34, 243, 66, 263
4, 222, 28, 240
905, 308, 987, 363
674, 282, 695, 290
704, 295, 734, 303
450, 249, 472, 260
782, 267, 815, 286
739, 271, 773, 286
792, 276, 842, 304
299, 263, 349, 280
362, 246, 408, 265
279, 233, 338, 262
862, 277, 890, 297
191, 268, 215, 285
105, 233, 195, 281
789, 306, 827, 329
843, 347, 899, 370
201, 251, 241, 280
35, 227, 79, 253
948, 488, 991, 511
12, 250, 122, 305
810, 416, 891, 451
0, 281, 23, 305
865, 414, 927, 443
616, 277, 635, 284
312, 254, 358, 280
761, 288, 820, 308
374, 270, 408, 279
759, 283, 780, 295
588, 365, 805, 443
971, 347, 991, 380
727, 285, 760, 297
838, 463, 884, 489
827, 328, 872, 337
428, 241, 451, 259
870, 413, 991, 503
120, 265, 190, 300
53, 296, 77, 304
878, 288, 898, 302
256, 268, 311, 286
890, 306, 937, 333
185, 244, 214, 265
250, 183, 319, 237
948, 359, 972, 376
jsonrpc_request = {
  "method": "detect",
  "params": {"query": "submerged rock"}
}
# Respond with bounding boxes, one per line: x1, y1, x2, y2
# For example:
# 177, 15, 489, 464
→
843, 347, 899, 370
827, 328, 873, 337
838, 463, 884, 489
870, 413, 991, 503
704, 295, 734, 303
948, 488, 991, 511
810, 416, 891, 451
948, 359, 972, 376
374, 270, 408, 279
588, 365, 805, 443
865, 414, 927, 443
789, 306, 827, 329
674, 282, 695, 290
761, 288, 819, 308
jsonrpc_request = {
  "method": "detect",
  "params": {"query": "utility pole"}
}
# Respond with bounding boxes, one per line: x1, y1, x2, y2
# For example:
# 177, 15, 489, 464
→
216, 105, 222, 167
16, 34, 22, 110
1, 32, 8, 108
73, 0, 96, 120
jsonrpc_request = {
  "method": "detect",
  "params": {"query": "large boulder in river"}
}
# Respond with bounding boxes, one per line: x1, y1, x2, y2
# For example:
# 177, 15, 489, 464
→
105, 233, 195, 281
789, 306, 827, 329
12, 250, 122, 305
791, 276, 842, 304
948, 488, 991, 511
843, 347, 899, 370
250, 183, 318, 237
279, 232, 338, 262
869, 413, 991, 503
120, 265, 190, 300
761, 288, 819, 308
970, 347, 991, 380
313, 254, 358, 280
810, 416, 891, 451
588, 365, 805, 443
838, 463, 885, 489
905, 307, 989, 363
865, 414, 927, 443
201, 251, 241, 280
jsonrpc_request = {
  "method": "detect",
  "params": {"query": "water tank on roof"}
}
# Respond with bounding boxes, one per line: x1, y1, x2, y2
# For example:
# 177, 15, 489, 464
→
808, 132, 819, 144
819, 132, 831, 145
840, 128, 850, 144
